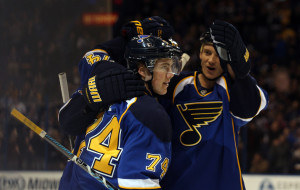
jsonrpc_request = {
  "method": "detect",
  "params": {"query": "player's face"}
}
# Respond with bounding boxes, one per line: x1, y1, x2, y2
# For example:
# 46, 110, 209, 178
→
152, 58, 175, 95
199, 44, 223, 80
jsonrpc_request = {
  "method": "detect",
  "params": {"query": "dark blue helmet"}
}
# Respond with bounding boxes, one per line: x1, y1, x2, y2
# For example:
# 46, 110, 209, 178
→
125, 35, 182, 75
199, 31, 213, 45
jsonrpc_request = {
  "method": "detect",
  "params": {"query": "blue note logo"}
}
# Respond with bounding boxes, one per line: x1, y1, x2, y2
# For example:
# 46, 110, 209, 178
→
137, 35, 150, 43
177, 101, 223, 146
260, 179, 274, 190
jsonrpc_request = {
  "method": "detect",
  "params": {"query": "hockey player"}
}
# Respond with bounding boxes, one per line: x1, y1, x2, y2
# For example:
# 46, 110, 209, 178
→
58, 35, 182, 190
76, 20, 268, 190
157, 20, 268, 190
59, 18, 268, 189
58, 16, 175, 136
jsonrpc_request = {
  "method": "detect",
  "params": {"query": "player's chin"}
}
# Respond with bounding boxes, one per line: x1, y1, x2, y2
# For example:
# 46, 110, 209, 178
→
203, 72, 214, 79
203, 72, 220, 81
208, 74, 219, 80
156, 87, 168, 95
204, 68, 218, 76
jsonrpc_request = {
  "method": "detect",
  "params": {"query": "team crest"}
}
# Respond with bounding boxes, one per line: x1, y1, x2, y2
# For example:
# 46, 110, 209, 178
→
177, 101, 223, 146
137, 35, 151, 43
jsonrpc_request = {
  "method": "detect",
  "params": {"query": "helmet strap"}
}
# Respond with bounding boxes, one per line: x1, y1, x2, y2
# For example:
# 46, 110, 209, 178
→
145, 72, 159, 97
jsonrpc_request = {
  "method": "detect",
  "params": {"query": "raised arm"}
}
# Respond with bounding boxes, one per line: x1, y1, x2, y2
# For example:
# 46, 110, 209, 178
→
229, 74, 268, 119
210, 20, 268, 119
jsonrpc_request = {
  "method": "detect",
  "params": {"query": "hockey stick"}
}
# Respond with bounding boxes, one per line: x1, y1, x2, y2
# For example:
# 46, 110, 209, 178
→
181, 53, 190, 70
58, 72, 74, 150
58, 72, 70, 103
11, 108, 119, 190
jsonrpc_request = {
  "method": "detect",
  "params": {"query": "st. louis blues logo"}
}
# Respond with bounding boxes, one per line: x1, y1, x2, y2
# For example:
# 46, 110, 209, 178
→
177, 101, 223, 146
137, 35, 151, 43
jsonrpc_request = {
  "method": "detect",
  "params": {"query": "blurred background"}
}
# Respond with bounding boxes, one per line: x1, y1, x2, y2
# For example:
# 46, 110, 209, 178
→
1, 0, 300, 176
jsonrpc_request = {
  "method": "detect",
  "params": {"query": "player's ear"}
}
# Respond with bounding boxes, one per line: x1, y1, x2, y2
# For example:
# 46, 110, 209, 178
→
138, 64, 152, 81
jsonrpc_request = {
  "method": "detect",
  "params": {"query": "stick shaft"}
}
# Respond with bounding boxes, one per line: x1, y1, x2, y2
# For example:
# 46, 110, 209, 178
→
58, 72, 74, 150
11, 108, 44, 136
10, 108, 118, 190
181, 53, 190, 70
58, 72, 70, 103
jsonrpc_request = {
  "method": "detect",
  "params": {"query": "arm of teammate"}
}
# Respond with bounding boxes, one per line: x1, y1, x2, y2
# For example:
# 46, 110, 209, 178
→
229, 74, 268, 120
58, 69, 145, 135
210, 20, 251, 79
121, 16, 175, 41
82, 62, 146, 112
58, 49, 111, 135
60, 15, 177, 130
77, 15, 177, 110
58, 93, 97, 136
59, 50, 145, 135
210, 20, 268, 119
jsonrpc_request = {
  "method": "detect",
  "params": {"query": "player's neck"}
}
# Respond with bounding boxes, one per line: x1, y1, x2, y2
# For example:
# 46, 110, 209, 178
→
198, 73, 216, 89
144, 83, 152, 95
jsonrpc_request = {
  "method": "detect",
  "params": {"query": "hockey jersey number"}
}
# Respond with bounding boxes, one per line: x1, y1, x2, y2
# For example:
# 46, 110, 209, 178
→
88, 116, 123, 177
146, 153, 169, 179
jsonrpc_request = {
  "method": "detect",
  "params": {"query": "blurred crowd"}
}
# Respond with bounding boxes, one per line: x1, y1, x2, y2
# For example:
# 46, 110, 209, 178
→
1, 0, 300, 174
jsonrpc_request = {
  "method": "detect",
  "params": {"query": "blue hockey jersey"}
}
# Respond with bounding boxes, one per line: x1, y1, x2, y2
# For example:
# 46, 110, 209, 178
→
160, 71, 268, 190
59, 95, 172, 190
59, 46, 172, 189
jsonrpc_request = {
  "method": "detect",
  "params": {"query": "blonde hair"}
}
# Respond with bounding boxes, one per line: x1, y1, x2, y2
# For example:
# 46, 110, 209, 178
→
200, 42, 213, 53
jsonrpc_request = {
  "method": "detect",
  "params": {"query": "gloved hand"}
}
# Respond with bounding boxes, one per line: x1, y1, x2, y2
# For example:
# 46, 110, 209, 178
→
210, 20, 251, 79
141, 16, 175, 40
121, 20, 144, 40
121, 16, 174, 40
82, 69, 146, 112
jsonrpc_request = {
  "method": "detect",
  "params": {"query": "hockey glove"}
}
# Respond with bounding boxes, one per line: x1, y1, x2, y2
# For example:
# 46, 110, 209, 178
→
121, 16, 174, 40
141, 16, 175, 40
210, 20, 251, 79
121, 20, 144, 40
83, 70, 146, 112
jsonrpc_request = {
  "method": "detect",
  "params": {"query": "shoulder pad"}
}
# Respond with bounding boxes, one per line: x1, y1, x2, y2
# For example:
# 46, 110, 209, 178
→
129, 96, 172, 142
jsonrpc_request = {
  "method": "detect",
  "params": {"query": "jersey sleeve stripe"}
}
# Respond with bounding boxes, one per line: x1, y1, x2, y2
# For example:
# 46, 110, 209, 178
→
231, 113, 253, 122
255, 85, 267, 116
82, 49, 109, 57
90, 49, 109, 54
119, 97, 137, 125
118, 178, 160, 189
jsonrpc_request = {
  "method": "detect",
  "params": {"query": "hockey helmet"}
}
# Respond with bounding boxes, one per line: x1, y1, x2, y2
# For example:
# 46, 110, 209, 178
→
125, 35, 182, 75
199, 31, 213, 45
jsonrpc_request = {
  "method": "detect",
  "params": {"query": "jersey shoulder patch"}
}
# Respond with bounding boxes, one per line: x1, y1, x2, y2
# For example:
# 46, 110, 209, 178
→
129, 95, 172, 142
83, 49, 113, 66
78, 49, 116, 89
